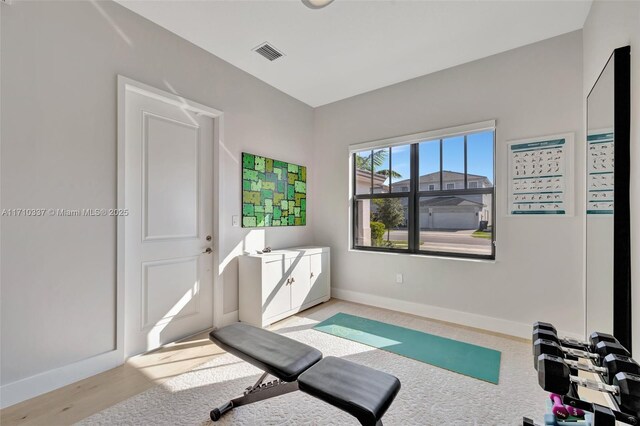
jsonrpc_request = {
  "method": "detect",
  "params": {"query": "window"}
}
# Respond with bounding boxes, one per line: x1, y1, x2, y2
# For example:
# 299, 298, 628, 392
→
351, 123, 495, 259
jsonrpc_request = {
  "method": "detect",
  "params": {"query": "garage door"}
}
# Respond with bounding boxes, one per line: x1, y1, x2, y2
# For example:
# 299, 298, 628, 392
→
433, 212, 477, 230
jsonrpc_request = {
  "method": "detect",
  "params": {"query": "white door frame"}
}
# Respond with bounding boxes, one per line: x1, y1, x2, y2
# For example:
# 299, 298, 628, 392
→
117, 75, 224, 361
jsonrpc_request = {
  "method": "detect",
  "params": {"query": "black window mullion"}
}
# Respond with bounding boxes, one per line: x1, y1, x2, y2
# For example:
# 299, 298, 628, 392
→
464, 135, 468, 189
409, 143, 419, 253
352, 153, 357, 249
369, 150, 373, 194
439, 139, 443, 190
388, 147, 392, 193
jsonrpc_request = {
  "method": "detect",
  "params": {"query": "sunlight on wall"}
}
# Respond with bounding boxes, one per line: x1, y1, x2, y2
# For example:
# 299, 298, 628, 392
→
162, 80, 199, 126
243, 229, 265, 254
219, 229, 265, 273
90, 0, 133, 47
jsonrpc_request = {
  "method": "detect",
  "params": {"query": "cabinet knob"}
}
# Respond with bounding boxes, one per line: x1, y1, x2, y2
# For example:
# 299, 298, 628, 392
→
310, 272, 314, 278
291, 277, 295, 283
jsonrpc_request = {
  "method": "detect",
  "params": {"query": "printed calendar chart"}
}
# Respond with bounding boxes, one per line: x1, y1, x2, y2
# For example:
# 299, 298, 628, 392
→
509, 138, 569, 215
587, 132, 614, 214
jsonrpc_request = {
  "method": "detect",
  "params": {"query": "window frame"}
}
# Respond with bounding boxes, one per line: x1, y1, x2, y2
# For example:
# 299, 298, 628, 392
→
350, 121, 496, 260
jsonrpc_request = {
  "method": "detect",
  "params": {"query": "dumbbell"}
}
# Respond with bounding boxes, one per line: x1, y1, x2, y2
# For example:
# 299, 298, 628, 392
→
533, 339, 640, 384
537, 353, 640, 416
602, 354, 640, 385
550, 393, 585, 419
532, 338, 630, 369
533, 321, 619, 351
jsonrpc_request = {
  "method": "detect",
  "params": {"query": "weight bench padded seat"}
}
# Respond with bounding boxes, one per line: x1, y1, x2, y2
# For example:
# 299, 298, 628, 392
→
209, 322, 322, 382
298, 356, 401, 426
208, 323, 400, 425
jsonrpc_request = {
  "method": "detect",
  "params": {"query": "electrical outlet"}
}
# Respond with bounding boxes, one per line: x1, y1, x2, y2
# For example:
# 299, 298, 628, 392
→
232, 215, 240, 227
396, 273, 403, 284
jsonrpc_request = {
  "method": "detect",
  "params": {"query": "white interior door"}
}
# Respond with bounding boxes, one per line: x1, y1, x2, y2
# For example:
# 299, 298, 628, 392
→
124, 88, 214, 357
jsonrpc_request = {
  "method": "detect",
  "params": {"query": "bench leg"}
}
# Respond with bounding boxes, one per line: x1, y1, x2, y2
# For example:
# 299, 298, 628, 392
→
210, 372, 299, 422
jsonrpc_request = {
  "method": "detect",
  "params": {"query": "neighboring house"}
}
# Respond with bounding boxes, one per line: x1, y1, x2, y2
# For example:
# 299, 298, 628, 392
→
392, 171, 493, 231
392, 170, 492, 192
355, 170, 492, 243
419, 196, 486, 230
355, 169, 387, 194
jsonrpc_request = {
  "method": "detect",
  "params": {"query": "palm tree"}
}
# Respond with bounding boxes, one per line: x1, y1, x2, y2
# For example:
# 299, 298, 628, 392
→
356, 149, 402, 179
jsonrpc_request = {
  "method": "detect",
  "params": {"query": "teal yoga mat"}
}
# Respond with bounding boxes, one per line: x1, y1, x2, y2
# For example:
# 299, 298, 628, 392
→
313, 312, 501, 384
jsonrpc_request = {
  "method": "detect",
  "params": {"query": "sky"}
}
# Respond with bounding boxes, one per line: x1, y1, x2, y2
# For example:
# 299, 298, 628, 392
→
367, 130, 494, 186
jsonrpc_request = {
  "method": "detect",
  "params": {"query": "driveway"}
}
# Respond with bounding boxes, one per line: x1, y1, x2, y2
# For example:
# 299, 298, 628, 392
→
387, 229, 492, 254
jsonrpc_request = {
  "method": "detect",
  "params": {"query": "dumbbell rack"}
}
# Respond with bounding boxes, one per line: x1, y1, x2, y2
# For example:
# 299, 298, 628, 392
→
526, 322, 640, 426
524, 362, 640, 426
561, 394, 639, 426
564, 352, 639, 425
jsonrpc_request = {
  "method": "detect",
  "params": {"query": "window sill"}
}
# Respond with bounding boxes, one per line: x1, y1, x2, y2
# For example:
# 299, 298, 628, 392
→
348, 247, 496, 263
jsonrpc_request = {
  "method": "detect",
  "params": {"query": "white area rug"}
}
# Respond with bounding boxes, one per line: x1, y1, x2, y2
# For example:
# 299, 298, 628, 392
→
78, 301, 547, 425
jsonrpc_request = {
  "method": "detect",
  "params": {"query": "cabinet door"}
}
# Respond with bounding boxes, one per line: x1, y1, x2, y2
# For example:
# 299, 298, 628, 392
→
289, 255, 310, 309
308, 253, 329, 302
262, 260, 291, 319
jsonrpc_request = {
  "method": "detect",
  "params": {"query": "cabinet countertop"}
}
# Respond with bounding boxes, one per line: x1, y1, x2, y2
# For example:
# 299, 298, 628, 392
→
241, 246, 330, 260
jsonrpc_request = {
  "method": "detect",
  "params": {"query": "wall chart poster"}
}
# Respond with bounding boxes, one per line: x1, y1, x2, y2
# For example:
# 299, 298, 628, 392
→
507, 133, 573, 216
587, 131, 614, 215
242, 152, 307, 227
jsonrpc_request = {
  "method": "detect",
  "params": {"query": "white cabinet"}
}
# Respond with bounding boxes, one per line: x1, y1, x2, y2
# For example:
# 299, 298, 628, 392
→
239, 247, 330, 327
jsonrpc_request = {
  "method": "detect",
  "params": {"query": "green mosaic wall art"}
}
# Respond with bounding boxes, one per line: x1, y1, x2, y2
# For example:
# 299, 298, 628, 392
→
242, 152, 307, 227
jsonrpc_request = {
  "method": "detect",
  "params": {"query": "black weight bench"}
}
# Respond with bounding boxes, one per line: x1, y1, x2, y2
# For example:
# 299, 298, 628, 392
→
209, 322, 401, 426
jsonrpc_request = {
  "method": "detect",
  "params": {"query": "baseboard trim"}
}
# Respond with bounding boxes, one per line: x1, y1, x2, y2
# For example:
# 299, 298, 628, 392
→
331, 288, 581, 341
0, 349, 123, 409
221, 310, 239, 326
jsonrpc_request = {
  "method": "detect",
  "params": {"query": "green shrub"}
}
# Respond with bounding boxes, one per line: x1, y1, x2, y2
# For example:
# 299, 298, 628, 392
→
370, 221, 386, 247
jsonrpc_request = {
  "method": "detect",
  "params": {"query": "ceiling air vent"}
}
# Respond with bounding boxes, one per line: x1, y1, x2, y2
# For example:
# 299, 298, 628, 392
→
253, 42, 284, 61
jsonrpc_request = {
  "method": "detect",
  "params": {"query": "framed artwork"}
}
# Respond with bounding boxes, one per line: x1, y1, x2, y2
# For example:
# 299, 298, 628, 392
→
242, 152, 307, 227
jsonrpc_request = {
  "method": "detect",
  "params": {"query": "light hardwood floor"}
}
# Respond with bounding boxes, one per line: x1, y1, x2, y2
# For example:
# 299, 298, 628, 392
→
0, 299, 609, 425
0, 331, 225, 426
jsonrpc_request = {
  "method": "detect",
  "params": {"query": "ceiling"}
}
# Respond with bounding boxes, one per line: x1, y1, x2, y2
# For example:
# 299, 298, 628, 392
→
116, 0, 592, 107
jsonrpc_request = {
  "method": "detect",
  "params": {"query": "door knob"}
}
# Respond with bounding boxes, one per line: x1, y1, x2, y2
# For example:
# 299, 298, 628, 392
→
202, 247, 213, 254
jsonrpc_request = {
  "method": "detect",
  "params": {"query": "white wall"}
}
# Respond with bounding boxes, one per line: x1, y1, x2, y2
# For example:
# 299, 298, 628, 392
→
583, 0, 640, 357
313, 31, 585, 338
0, 0, 313, 404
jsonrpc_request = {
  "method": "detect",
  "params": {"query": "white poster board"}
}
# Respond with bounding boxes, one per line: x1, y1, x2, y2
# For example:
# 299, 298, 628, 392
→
507, 133, 574, 216
586, 130, 614, 215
